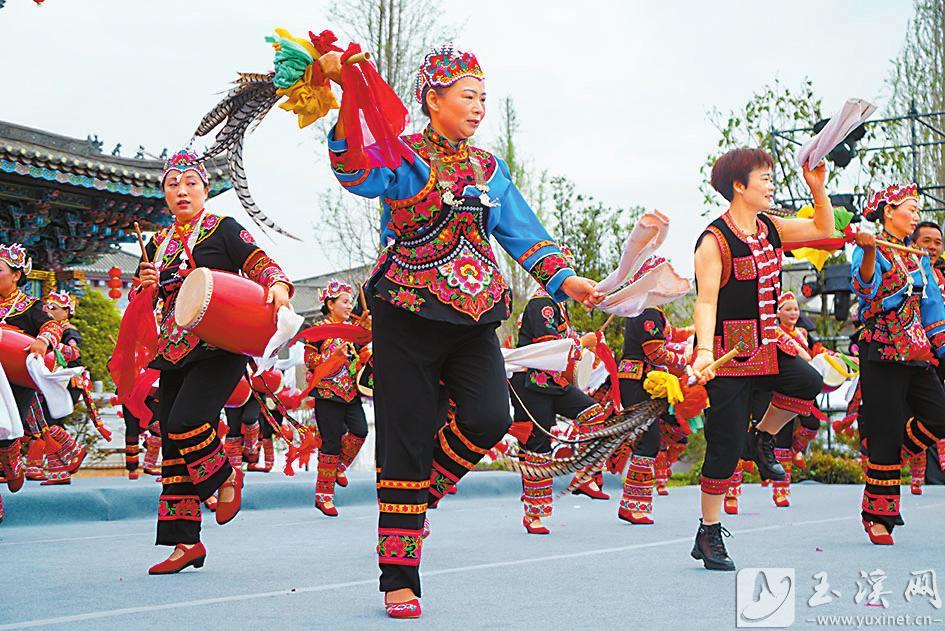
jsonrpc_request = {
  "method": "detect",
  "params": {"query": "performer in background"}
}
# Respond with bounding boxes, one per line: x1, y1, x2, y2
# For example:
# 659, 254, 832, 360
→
134, 150, 292, 574
615, 297, 690, 525
509, 253, 607, 535
909, 220, 945, 491
37, 291, 87, 485
690, 149, 830, 570
0, 244, 63, 521
303, 279, 369, 517
851, 184, 945, 545
319, 45, 603, 617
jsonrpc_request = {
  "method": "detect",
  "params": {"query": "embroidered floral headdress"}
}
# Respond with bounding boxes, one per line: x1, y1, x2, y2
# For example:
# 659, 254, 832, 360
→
778, 291, 797, 309
864, 183, 918, 222
0, 243, 32, 275
161, 149, 209, 185
45, 290, 75, 315
320, 279, 353, 303
414, 43, 484, 104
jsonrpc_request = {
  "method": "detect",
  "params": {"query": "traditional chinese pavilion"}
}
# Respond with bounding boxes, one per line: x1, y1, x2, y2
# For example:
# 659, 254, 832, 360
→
0, 120, 230, 296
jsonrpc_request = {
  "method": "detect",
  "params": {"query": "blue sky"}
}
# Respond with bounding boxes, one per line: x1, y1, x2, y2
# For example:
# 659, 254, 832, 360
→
0, 0, 913, 279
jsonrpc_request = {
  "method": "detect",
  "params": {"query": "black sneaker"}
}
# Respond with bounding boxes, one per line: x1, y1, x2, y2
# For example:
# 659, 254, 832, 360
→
748, 428, 786, 481
691, 519, 735, 571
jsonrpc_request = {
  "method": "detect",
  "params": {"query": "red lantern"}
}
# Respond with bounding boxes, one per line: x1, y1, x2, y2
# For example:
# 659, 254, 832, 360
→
108, 288, 122, 300
107, 266, 124, 300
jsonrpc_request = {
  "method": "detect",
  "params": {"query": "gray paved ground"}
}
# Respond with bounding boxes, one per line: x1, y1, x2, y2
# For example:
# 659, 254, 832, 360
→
0, 474, 943, 630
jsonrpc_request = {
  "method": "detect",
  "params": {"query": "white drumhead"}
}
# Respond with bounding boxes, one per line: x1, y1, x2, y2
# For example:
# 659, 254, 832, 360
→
174, 267, 213, 329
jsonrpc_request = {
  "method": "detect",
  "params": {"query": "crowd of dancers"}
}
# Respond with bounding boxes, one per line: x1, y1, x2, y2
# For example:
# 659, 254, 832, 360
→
2, 36, 944, 621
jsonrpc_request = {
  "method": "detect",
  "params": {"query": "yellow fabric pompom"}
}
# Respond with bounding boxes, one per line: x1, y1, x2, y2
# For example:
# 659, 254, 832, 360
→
643, 370, 684, 406
277, 65, 339, 128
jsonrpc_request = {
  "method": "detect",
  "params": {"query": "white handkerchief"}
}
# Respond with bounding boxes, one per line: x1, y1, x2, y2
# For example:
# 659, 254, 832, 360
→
796, 98, 876, 170
26, 355, 84, 420
254, 306, 305, 375
501, 339, 576, 377
0, 363, 23, 441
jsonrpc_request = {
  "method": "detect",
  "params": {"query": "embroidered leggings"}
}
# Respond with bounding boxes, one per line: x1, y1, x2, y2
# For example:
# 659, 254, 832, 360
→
155, 352, 247, 546
372, 299, 510, 597
858, 343, 945, 531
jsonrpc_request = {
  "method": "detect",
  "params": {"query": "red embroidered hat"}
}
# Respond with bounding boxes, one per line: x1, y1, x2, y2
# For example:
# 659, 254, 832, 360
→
414, 43, 484, 104
778, 291, 797, 309
45, 290, 75, 315
320, 279, 353, 303
863, 183, 918, 221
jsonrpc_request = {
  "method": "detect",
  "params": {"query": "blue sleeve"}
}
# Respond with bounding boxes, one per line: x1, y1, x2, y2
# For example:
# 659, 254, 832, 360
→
327, 125, 401, 199
850, 246, 879, 300
919, 255, 945, 356
490, 158, 575, 301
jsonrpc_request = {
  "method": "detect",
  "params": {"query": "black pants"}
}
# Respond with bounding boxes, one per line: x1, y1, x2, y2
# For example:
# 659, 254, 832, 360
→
701, 351, 822, 492
314, 398, 368, 456
226, 398, 262, 437
260, 406, 281, 439
122, 397, 158, 472
155, 351, 247, 546
858, 342, 945, 530
373, 299, 510, 597
510, 373, 598, 454
619, 379, 664, 458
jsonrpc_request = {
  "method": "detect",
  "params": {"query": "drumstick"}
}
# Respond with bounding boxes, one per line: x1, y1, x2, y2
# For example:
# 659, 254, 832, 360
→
598, 314, 615, 333
706, 346, 741, 372
133, 222, 149, 263
359, 283, 367, 312
343, 52, 371, 65
876, 239, 925, 257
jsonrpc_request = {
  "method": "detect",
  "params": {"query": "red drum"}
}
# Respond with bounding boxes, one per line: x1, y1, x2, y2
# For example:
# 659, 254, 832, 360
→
175, 268, 277, 357
0, 326, 56, 390
250, 369, 283, 394
225, 378, 252, 408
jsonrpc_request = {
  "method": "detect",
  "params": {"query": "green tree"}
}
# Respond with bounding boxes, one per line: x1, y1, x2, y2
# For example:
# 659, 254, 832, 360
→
71, 289, 121, 387
887, 0, 945, 188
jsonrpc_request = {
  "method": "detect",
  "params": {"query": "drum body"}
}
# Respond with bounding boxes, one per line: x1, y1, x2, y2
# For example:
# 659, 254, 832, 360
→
0, 327, 56, 390
225, 378, 252, 408
175, 268, 277, 357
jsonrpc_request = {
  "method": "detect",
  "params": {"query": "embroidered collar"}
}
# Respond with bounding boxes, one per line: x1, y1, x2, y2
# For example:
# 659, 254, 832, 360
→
881, 230, 910, 246
722, 211, 768, 244
424, 124, 467, 157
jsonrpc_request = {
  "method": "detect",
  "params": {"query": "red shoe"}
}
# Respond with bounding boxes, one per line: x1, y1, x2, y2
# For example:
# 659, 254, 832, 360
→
724, 497, 739, 515
910, 482, 923, 496
793, 452, 807, 469
656, 485, 669, 496
148, 543, 207, 575
25, 472, 46, 482
215, 470, 243, 525
315, 499, 339, 517
68, 447, 87, 475
128, 471, 139, 480
523, 516, 550, 534
335, 469, 349, 487
760, 479, 770, 487
421, 516, 431, 539
773, 495, 790, 508
863, 519, 894, 545
385, 596, 421, 619
40, 478, 71, 486
447, 485, 457, 495
617, 508, 654, 525
246, 462, 271, 473
6, 473, 24, 493
571, 479, 610, 500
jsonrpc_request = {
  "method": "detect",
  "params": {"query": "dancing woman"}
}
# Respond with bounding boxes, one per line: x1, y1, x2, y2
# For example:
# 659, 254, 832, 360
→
690, 148, 830, 570
135, 150, 292, 574
319, 45, 603, 617
304, 279, 369, 517
850, 184, 945, 545
0, 244, 63, 520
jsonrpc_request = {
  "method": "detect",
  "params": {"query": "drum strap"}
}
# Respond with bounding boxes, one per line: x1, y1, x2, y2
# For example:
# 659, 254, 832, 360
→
153, 211, 207, 271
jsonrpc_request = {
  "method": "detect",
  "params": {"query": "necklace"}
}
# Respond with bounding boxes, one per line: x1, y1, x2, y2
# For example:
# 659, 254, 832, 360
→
424, 139, 497, 208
